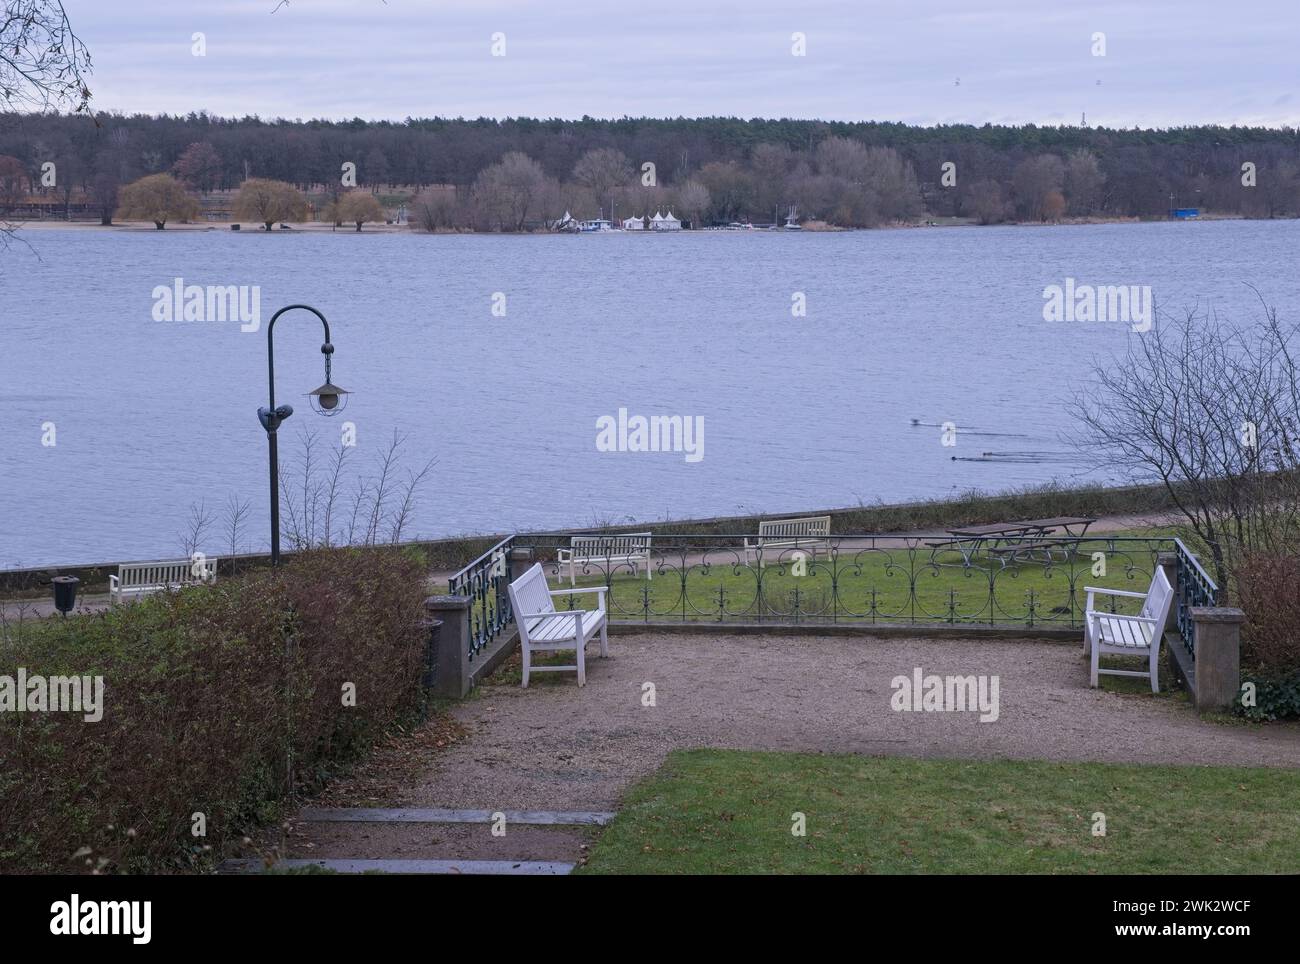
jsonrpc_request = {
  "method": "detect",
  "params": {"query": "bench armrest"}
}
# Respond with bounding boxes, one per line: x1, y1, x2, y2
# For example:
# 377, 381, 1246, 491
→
550, 586, 606, 612
108, 574, 119, 590
1083, 586, 1149, 599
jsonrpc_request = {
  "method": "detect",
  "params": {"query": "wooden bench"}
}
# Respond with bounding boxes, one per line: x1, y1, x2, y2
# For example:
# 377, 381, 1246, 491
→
507, 563, 609, 687
108, 557, 218, 605
1083, 568, 1174, 692
555, 532, 652, 586
744, 516, 832, 568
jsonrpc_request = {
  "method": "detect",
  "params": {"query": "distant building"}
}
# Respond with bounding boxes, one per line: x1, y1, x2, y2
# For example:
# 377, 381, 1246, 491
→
1170, 208, 1199, 219
579, 218, 614, 232
651, 210, 682, 231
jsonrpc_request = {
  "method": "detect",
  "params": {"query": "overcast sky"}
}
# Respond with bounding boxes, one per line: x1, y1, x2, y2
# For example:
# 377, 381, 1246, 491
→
66, 0, 1300, 128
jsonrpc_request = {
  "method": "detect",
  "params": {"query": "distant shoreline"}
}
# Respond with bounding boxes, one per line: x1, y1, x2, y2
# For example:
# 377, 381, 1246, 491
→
2, 212, 1274, 234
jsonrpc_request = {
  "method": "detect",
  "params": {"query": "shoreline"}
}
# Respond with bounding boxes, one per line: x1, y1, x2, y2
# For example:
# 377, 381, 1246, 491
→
3, 212, 1265, 234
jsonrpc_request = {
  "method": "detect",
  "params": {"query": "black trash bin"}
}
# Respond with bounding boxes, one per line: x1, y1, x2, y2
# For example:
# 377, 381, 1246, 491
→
52, 575, 80, 616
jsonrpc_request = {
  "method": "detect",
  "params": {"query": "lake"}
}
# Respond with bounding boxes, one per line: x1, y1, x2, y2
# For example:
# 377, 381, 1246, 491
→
2, 219, 1297, 568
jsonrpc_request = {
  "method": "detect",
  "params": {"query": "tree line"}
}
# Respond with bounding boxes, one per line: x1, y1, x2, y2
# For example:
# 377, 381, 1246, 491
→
2, 111, 1299, 229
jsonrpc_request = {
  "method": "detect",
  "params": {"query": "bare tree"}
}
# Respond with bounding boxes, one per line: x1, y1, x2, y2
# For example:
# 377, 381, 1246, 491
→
1071, 297, 1300, 589
178, 501, 215, 560
277, 428, 435, 550
572, 147, 632, 218
1, 1, 90, 250
0, 1, 92, 113
223, 495, 252, 573
116, 173, 199, 229
410, 185, 461, 232
470, 151, 550, 231
233, 177, 307, 230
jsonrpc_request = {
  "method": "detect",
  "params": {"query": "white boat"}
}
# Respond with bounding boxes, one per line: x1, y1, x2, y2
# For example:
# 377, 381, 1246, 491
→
578, 218, 616, 232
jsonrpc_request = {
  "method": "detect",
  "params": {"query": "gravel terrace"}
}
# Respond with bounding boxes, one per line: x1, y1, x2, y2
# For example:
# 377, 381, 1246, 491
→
280, 631, 1300, 867
408, 632, 1300, 811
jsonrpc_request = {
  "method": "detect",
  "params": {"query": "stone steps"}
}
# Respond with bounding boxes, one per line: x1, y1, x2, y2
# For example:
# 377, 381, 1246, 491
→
220, 807, 611, 875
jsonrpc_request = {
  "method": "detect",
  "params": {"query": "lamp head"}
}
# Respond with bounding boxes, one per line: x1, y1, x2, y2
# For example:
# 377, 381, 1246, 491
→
308, 381, 349, 416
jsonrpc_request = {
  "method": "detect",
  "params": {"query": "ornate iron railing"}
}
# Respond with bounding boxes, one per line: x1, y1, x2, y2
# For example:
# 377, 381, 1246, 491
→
447, 532, 1220, 662
447, 536, 513, 659
1172, 537, 1219, 659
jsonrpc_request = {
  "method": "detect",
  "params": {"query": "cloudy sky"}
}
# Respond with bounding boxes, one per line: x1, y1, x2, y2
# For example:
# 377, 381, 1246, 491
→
66, 0, 1299, 128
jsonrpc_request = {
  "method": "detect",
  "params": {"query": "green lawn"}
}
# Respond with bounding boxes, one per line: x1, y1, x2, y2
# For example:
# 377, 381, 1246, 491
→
543, 536, 1174, 626
579, 749, 1300, 874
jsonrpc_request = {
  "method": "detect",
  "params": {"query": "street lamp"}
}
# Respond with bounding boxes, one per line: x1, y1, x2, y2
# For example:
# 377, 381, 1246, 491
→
258, 304, 350, 566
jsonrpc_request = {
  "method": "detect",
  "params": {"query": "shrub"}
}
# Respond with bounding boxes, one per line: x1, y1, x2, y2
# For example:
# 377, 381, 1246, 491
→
1232, 551, 1300, 720
1236, 670, 1300, 722
1234, 551, 1300, 673
0, 548, 428, 873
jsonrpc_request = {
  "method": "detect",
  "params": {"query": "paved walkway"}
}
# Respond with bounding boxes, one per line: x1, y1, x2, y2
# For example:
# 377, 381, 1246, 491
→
270, 631, 1300, 871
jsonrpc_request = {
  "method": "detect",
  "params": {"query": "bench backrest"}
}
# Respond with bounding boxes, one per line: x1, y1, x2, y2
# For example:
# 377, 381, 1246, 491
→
571, 532, 651, 558
1142, 567, 1174, 625
118, 559, 215, 588
508, 563, 554, 617
757, 516, 831, 539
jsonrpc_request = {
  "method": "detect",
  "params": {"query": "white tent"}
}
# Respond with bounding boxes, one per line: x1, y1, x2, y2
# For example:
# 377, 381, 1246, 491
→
623, 215, 645, 230
660, 210, 682, 230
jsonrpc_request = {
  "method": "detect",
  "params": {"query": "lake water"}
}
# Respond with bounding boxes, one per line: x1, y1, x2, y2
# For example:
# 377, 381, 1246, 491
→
2, 219, 1298, 568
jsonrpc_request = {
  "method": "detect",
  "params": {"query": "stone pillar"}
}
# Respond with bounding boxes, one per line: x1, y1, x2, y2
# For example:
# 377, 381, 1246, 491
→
1189, 607, 1244, 712
424, 595, 472, 699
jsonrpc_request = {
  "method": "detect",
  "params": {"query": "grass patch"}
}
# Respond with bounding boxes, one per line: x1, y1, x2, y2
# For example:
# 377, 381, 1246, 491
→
579, 749, 1300, 874
542, 538, 1169, 626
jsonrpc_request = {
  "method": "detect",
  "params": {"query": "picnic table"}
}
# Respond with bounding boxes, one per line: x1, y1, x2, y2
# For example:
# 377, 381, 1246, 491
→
929, 516, 1097, 566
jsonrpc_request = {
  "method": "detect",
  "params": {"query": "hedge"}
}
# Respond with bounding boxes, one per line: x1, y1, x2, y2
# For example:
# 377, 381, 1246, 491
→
0, 548, 428, 873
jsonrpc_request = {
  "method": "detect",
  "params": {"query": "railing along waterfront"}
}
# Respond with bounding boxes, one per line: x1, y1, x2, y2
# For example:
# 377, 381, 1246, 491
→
447, 535, 513, 659
1172, 537, 1219, 659
448, 532, 1220, 659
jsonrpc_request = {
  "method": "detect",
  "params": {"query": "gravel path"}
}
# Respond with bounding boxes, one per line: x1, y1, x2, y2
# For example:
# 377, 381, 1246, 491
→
403, 632, 1300, 813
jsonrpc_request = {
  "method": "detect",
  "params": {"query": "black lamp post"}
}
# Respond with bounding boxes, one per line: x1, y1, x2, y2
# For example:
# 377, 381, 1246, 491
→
258, 304, 349, 566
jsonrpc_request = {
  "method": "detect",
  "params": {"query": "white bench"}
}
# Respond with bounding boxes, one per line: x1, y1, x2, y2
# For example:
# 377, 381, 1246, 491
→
507, 563, 608, 687
743, 516, 832, 568
555, 532, 652, 586
108, 557, 218, 605
1083, 567, 1174, 692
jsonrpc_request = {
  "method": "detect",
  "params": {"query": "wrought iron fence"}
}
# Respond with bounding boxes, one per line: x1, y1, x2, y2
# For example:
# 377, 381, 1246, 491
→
447, 535, 513, 660
448, 531, 1218, 660
1172, 538, 1219, 659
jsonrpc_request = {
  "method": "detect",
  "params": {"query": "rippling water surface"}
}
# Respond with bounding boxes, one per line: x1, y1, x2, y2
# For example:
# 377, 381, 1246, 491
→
2, 219, 1297, 567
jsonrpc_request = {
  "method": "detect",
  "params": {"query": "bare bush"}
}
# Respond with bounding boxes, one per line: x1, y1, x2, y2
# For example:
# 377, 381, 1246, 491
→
1072, 297, 1300, 589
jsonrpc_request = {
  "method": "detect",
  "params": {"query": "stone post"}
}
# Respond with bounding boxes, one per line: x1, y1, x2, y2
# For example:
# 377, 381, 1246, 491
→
1155, 552, 1180, 638
424, 595, 472, 699
1189, 607, 1244, 712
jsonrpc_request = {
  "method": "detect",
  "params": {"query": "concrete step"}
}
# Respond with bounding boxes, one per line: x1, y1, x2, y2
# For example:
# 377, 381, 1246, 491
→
297, 807, 614, 826
220, 858, 573, 875
284, 819, 593, 863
